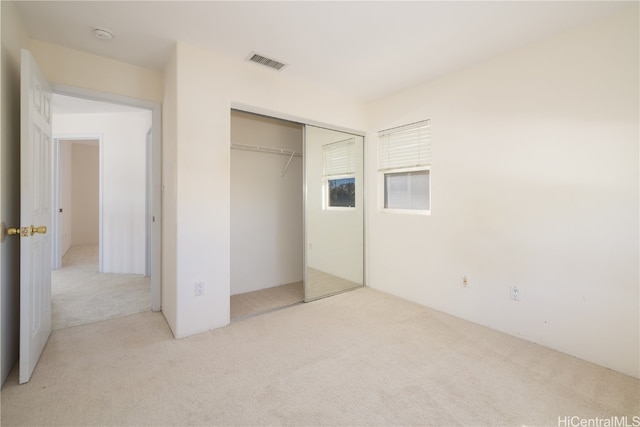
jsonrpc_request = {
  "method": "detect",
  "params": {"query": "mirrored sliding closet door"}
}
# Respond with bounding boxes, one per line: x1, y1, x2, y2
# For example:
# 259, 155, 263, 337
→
304, 126, 364, 301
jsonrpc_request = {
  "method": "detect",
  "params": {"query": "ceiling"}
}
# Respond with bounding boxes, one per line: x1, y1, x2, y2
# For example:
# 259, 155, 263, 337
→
13, 1, 629, 102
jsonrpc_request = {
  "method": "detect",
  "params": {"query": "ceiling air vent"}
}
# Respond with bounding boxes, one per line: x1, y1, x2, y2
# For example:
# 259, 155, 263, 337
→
247, 52, 287, 71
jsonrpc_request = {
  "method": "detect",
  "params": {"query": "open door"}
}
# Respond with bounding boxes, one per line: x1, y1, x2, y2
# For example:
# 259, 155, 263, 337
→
17, 49, 53, 383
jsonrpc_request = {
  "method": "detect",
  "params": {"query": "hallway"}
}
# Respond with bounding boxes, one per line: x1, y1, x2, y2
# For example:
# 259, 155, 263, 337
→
52, 245, 150, 329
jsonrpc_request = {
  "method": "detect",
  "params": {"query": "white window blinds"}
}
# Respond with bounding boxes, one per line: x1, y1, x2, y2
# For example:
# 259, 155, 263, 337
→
378, 120, 431, 171
323, 138, 356, 176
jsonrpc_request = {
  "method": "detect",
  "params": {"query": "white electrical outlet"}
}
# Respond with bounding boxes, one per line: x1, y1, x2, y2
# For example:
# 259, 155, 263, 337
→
195, 282, 205, 296
462, 275, 469, 287
510, 285, 520, 301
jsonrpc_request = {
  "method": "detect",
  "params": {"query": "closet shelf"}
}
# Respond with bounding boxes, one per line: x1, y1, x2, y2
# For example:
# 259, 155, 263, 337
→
231, 143, 301, 157
231, 143, 301, 176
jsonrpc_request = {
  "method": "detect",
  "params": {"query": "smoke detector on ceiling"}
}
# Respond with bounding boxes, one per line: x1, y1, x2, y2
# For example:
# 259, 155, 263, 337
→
93, 27, 114, 40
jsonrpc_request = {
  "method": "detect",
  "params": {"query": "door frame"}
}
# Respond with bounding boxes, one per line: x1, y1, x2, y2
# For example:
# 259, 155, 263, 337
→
52, 135, 103, 271
52, 84, 162, 311
231, 102, 365, 137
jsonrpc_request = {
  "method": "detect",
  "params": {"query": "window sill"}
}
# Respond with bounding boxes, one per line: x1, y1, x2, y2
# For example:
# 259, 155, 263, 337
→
380, 208, 430, 216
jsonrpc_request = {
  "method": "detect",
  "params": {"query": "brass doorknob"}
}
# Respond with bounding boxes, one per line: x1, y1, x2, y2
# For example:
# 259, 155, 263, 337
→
5, 226, 46, 237
30, 225, 47, 236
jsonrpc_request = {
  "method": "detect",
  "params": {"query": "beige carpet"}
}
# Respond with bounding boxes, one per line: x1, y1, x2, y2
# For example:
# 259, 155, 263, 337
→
2, 288, 638, 426
52, 245, 151, 330
305, 267, 362, 301
231, 282, 303, 321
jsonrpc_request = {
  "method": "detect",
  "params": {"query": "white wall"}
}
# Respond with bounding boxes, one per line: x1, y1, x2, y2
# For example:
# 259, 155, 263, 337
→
230, 111, 303, 295
0, 0, 30, 386
70, 142, 99, 246
365, 7, 639, 378
53, 111, 151, 274
30, 40, 163, 104
164, 42, 367, 337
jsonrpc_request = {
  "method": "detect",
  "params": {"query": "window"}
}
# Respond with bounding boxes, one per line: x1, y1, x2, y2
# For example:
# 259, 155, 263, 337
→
378, 120, 431, 213
384, 170, 429, 210
323, 138, 356, 208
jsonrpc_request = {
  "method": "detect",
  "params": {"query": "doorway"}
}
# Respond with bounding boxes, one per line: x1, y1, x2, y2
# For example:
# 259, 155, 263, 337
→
50, 91, 161, 329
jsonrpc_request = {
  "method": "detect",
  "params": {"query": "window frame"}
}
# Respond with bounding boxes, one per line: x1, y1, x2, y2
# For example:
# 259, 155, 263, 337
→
322, 138, 357, 211
324, 174, 356, 210
378, 166, 431, 215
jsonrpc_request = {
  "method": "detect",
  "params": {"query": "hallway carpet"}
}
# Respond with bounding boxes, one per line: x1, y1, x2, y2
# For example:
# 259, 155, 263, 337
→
2, 288, 638, 426
52, 245, 151, 330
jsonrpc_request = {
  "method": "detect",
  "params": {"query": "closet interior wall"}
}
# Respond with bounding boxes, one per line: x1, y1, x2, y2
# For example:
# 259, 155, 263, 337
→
230, 110, 304, 295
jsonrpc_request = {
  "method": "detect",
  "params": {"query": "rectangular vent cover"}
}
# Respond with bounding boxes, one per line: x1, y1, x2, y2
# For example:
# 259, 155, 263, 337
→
248, 53, 287, 71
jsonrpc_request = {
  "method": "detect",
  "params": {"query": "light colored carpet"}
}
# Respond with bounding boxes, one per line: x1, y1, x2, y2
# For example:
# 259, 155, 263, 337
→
2, 288, 638, 426
52, 245, 151, 330
231, 282, 303, 321
305, 267, 362, 301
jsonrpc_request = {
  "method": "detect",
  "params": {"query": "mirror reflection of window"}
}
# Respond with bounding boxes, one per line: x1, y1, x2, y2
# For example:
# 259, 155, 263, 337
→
322, 138, 356, 209
328, 177, 355, 207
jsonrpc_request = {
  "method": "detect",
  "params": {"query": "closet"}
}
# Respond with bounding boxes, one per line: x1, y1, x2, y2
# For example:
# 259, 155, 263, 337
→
230, 110, 366, 320
230, 110, 304, 320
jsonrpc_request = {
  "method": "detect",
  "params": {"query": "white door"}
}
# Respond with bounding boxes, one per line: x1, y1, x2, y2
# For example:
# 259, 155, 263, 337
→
19, 49, 53, 384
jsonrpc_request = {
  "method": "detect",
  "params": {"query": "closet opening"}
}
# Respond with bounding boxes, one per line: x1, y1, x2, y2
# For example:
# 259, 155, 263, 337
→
230, 110, 304, 320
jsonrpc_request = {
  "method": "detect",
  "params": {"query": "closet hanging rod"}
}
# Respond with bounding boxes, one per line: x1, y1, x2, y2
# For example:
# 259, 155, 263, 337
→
231, 143, 301, 157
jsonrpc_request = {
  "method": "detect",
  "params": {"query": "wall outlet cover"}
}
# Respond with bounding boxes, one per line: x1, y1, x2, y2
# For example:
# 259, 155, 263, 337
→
510, 285, 520, 301
195, 282, 205, 296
